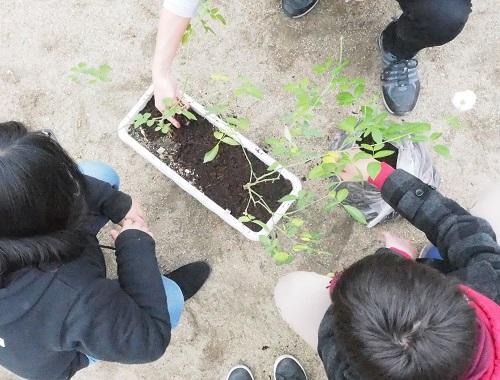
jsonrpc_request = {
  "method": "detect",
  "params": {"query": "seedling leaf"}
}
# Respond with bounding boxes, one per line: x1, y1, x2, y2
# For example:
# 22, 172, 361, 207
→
203, 144, 220, 163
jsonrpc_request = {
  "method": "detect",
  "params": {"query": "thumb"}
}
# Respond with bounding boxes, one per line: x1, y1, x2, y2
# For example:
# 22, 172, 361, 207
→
110, 229, 120, 241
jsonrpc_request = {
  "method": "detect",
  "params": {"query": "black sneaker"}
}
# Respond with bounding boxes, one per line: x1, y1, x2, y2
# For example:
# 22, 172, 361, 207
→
378, 33, 420, 116
226, 365, 254, 380
164, 261, 211, 301
282, 0, 320, 18
274, 355, 308, 380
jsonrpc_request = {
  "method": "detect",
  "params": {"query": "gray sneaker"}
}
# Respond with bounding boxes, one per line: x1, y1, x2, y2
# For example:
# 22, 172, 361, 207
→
226, 365, 254, 380
378, 34, 420, 116
274, 355, 308, 380
282, 0, 320, 18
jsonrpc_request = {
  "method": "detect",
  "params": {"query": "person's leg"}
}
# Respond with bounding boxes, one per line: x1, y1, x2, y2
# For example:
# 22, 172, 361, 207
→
274, 272, 332, 350
384, 0, 472, 59
78, 160, 120, 235
84, 274, 186, 365
470, 182, 500, 238
379, 0, 472, 115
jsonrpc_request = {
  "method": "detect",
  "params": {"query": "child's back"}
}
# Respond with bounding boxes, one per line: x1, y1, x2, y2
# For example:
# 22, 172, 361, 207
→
0, 122, 171, 379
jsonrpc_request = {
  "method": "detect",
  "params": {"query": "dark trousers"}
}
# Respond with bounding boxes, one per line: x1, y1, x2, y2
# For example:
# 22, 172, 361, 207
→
383, 0, 472, 59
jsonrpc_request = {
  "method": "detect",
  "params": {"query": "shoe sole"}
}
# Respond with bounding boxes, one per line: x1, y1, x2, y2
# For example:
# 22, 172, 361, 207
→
225, 365, 254, 380
273, 355, 308, 380
377, 34, 413, 117
284, 0, 320, 19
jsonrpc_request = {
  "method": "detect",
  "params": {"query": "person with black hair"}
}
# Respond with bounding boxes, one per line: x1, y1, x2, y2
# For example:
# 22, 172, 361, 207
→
0, 121, 211, 380
274, 159, 500, 380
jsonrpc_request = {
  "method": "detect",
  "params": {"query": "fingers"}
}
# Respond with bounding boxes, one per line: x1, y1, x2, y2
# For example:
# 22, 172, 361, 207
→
110, 228, 120, 241
168, 116, 181, 129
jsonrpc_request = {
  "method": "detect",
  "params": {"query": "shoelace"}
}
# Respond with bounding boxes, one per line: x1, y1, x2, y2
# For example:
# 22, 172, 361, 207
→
381, 59, 418, 88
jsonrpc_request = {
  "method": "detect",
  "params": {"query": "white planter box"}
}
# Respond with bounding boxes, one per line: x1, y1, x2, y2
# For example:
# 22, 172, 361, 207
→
118, 85, 302, 241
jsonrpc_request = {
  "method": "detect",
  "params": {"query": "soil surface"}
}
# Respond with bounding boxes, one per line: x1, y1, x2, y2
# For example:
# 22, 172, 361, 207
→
129, 98, 293, 231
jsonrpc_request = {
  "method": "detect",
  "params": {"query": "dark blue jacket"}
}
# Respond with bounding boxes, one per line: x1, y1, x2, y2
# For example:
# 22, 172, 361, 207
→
0, 177, 171, 379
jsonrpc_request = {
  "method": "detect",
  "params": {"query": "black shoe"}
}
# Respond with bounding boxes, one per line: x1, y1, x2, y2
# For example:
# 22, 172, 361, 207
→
282, 0, 320, 18
226, 365, 254, 380
274, 355, 308, 380
378, 32, 420, 116
165, 261, 211, 301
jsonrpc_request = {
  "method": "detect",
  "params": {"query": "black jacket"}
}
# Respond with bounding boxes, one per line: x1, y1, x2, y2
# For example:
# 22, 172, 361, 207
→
0, 176, 171, 380
318, 169, 500, 379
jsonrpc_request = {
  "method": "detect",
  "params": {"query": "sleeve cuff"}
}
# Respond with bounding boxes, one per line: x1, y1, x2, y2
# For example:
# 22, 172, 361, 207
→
368, 162, 395, 190
163, 0, 200, 18
102, 191, 132, 224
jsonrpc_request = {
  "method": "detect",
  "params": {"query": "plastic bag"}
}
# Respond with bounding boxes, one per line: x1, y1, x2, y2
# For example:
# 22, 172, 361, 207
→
330, 131, 440, 227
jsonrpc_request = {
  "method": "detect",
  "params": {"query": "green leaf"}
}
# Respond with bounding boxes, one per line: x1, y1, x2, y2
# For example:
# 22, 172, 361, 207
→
221, 136, 240, 146
430, 132, 443, 141
238, 215, 254, 223
182, 110, 197, 120
338, 116, 357, 133
367, 161, 382, 179
354, 82, 365, 97
278, 194, 297, 203
203, 144, 220, 163
273, 251, 293, 265
373, 150, 395, 159
308, 165, 326, 179
353, 151, 372, 161
343, 205, 367, 224
210, 73, 230, 81
371, 130, 384, 145
336, 188, 349, 203
213, 131, 225, 140
446, 116, 461, 129
292, 244, 309, 252
336, 92, 355, 105
146, 120, 155, 127
434, 144, 451, 158
227, 117, 249, 129
291, 218, 304, 227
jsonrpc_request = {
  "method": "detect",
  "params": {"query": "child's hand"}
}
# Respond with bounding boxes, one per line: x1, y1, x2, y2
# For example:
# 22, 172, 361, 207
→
338, 149, 378, 182
382, 231, 418, 260
111, 219, 153, 241
120, 200, 145, 226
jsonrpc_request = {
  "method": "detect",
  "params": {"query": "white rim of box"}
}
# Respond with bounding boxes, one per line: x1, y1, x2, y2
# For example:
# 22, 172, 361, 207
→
117, 85, 302, 241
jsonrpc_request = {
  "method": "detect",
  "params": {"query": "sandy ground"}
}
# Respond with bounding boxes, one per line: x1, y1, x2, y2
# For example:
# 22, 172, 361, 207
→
1, 0, 499, 379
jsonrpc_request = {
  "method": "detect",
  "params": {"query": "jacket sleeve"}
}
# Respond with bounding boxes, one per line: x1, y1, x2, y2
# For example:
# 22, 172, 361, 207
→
84, 175, 132, 224
59, 230, 171, 363
381, 169, 500, 301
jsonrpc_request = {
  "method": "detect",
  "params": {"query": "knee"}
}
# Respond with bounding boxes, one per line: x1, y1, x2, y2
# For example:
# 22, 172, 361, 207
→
425, 0, 472, 43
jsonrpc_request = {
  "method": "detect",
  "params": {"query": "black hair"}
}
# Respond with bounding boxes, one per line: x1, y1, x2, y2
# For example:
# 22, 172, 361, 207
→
331, 252, 477, 380
0, 121, 88, 276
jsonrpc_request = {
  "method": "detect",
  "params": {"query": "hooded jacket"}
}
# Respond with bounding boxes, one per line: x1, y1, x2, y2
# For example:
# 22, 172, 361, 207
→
0, 176, 171, 380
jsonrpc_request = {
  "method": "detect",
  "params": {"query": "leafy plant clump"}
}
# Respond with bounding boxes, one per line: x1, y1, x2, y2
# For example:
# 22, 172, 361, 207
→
69, 63, 111, 84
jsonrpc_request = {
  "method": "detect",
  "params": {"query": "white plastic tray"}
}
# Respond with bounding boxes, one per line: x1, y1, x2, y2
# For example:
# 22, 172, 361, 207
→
118, 85, 302, 241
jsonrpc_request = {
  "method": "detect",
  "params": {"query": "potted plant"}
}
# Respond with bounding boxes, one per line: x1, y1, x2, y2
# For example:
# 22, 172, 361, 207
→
118, 85, 302, 241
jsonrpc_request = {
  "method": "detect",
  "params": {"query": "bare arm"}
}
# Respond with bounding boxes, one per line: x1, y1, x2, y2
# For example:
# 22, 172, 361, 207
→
152, 8, 191, 121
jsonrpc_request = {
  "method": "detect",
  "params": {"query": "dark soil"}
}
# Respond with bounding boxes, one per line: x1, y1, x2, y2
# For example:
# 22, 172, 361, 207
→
129, 98, 293, 232
358, 134, 399, 168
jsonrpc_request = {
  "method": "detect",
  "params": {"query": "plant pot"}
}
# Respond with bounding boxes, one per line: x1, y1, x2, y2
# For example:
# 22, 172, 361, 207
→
118, 85, 302, 241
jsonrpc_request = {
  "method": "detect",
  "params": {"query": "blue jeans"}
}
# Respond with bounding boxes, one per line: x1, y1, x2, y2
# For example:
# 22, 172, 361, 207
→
79, 160, 184, 365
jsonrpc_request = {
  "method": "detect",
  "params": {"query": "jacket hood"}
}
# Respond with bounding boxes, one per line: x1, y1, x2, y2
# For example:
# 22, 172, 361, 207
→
461, 285, 500, 380
0, 268, 55, 325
